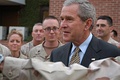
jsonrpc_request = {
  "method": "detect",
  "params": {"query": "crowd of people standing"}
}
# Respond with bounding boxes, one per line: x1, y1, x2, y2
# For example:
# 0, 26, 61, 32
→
0, 0, 120, 79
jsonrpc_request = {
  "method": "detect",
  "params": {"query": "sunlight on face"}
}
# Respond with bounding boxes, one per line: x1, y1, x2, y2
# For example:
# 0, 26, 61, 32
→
43, 19, 60, 42
96, 19, 111, 38
32, 25, 44, 41
60, 4, 85, 43
8, 34, 23, 52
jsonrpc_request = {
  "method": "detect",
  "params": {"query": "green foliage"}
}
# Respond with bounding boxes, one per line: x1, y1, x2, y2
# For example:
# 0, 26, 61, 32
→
19, 0, 49, 41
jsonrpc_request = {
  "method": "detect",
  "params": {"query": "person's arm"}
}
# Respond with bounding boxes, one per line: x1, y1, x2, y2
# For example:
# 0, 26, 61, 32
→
1, 55, 120, 80
31, 58, 88, 80
1, 56, 29, 79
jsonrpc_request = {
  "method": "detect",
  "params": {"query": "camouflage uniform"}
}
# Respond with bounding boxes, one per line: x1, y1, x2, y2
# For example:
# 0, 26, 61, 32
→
0, 44, 11, 57
108, 37, 119, 46
21, 41, 34, 57
29, 41, 63, 61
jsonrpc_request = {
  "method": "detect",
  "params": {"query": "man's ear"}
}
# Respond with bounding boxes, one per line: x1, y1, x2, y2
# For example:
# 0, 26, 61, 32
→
110, 26, 114, 32
84, 18, 92, 30
31, 32, 33, 37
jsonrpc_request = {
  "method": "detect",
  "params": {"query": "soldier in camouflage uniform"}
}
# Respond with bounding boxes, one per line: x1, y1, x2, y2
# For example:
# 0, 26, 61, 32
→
29, 16, 64, 61
21, 23, 44, 57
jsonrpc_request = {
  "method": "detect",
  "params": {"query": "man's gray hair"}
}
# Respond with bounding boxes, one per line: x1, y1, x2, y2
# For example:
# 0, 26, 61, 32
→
32, 23, 43, 31
63, 0, 96, 30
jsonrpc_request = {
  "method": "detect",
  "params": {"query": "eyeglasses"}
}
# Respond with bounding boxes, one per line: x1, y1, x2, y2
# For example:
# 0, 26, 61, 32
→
96, 24, 107, 27
44, 27, 59, 32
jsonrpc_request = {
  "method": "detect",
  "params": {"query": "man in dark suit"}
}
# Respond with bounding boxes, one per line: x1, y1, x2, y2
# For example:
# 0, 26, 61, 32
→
0, 0, 120, 79
50, 0, 120, 67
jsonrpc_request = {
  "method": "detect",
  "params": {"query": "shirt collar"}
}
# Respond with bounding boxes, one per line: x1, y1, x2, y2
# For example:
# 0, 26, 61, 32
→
71, 33, 93, 53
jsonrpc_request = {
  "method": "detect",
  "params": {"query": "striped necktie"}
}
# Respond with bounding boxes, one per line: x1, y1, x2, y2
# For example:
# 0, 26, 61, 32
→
69, 47, 80, 65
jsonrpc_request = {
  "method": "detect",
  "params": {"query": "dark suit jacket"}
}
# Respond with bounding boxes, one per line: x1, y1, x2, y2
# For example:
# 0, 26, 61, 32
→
50, 36, 120, 67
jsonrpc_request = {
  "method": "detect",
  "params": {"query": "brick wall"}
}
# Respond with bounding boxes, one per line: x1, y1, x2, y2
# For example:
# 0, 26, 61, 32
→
89, 0, 120, 42
49, 0, 120, 42
49, 0, 64, 19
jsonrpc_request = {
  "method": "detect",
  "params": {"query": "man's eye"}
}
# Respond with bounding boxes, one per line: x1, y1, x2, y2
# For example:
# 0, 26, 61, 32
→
46, 28, 51, 30
96, 24, 106, 27
60, 17, 64, 21
40, 30, 44, 32
53, 27, 57, 30
66, 18, 73, 22
96, 24, 99, 27
34, 30, 38, 32
101, 24, 106, 27
67, 18, 72, 21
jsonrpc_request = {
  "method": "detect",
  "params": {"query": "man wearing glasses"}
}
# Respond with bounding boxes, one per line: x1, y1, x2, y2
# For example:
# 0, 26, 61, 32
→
21, 23, 45, 57
96, 15, 120, 48
1, 0, 120, 80
29, 16, 63, 61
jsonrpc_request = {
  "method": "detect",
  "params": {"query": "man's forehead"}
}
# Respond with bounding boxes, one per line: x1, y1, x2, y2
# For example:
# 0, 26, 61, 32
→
33, 25, 43, 30
96, 19, 108, 24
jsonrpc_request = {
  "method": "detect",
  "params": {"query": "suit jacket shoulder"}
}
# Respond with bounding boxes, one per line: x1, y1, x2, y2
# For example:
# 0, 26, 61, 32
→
50, 42, 72, 66
50, 36, 120, 67
81, 36, 120, 67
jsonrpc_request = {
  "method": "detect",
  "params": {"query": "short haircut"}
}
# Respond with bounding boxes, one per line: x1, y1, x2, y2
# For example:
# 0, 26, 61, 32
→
7, 30, 23, 42
32, 23, 43, 31
97, 15, 113, 26
112, 29, 118, 37
42, 15, 60, 26
63, 0, 96, 31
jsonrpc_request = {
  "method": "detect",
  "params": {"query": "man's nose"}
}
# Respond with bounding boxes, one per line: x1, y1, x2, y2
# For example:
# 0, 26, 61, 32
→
49, 29, 54, 33
61, 20, 67, 28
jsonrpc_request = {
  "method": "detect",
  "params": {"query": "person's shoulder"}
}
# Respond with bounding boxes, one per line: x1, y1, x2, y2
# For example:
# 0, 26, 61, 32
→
19, 52, 28, 59
52, 42, 71, 52
91, 37, 120, 57
99, 38, 120, 54
29, 43, 43, 58
108, 37, 119, 44
29, 43, 43, 55
58, 41, 64, 47
0, 44, 8, 49
92, 36, 119, 50
0, 43, 10, 52
99, 39, 116, 47
30, 43, 42, 51
21, 41, 33, 48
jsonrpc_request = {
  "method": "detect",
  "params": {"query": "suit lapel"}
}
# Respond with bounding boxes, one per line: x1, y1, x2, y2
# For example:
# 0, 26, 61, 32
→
61, 42, 72, 66
81, 36, 102, 67
62, 36, 102, 67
